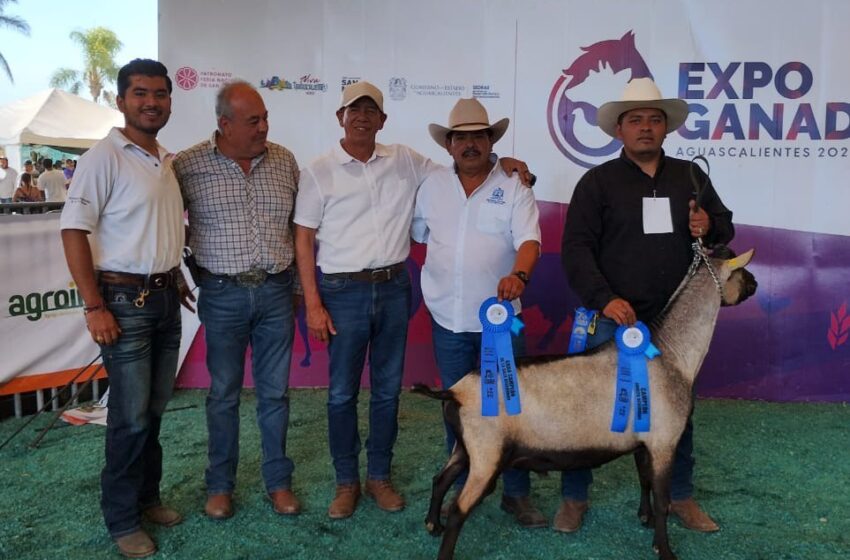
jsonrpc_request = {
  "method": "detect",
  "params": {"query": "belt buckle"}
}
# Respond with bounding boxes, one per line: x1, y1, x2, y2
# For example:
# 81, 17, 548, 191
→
150, 274, 168, 289
370, 267, 392, 282
235, 268, 267, 288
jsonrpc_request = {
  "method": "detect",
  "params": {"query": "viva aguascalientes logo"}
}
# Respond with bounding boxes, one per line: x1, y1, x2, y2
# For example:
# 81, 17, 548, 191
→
8, 283, 84, 321
548, 31, 850, 169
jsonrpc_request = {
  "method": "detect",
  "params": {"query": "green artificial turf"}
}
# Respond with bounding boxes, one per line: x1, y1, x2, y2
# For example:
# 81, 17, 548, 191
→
1, 390, 849, 560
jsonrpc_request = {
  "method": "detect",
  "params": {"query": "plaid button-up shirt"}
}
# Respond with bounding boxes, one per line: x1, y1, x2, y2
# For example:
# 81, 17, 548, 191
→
174, 133, 299, 276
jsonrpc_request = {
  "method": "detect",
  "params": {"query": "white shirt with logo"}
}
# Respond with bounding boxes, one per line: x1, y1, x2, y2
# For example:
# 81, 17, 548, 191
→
38, 169, 67, 202
60, 127, 184, 274
412, 165, 541, 333
295, 142, 439, 273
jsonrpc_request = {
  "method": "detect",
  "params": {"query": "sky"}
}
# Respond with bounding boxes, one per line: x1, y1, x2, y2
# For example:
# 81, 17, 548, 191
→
0, 0, 157, 106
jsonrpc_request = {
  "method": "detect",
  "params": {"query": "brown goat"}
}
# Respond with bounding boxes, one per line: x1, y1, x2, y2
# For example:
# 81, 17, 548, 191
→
414, 249, 757, 560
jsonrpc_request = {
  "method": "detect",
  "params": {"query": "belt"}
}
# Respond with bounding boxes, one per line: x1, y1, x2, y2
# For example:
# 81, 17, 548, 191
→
199, 267, 288, 288
322, 262, 406, 283
97, 267, 180, 290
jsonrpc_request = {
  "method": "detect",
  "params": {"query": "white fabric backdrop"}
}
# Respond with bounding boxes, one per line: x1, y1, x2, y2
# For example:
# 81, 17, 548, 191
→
159, 0, 850, 237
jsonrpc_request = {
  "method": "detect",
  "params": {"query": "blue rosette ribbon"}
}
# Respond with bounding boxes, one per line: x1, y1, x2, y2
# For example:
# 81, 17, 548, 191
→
610, 321, 660, 433
479, 297, 522, 417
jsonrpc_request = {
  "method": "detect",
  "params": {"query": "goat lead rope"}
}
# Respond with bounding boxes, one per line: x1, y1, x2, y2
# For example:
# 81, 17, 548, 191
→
690, 242, 723, 297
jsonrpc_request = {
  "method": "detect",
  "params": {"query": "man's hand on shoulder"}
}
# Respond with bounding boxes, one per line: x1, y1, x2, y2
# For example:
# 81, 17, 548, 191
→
498, 157, 536, 187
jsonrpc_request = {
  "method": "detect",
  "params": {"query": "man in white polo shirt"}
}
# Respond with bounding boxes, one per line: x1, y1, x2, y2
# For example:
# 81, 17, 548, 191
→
60, 59, 192, 559
411, 98, 543, 527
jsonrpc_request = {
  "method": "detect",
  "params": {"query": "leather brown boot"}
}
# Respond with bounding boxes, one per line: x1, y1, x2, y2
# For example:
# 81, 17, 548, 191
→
500, 496, 548, 528
269, 489, 302, 515
670, 498, 719, 532
114, 529, 156, 558
205, 493, 234, 520
328, 483, 361, 519
142, 504, 183, 527
365, 479, 405, 512
553, 499, 589, 533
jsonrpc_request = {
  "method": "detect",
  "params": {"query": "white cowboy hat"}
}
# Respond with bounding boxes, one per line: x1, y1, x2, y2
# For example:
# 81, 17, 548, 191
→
596, 77, 688, 138
428, 98, 509, 147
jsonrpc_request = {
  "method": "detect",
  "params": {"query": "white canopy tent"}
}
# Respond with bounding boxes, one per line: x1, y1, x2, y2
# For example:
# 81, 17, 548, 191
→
0, 89, 123, 171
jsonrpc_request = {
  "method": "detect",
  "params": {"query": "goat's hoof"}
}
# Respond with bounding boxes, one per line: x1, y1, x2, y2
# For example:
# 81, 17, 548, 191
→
639, 513, 654, 527
425, 520, 444, 536
652, 544, 677, 560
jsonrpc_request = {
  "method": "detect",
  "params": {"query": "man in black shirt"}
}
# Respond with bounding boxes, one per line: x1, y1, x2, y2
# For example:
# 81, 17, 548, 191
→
558, 78, 733, 533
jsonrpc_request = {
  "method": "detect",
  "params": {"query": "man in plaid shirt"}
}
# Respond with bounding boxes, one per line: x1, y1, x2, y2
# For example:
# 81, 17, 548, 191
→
173, 81, 301, 520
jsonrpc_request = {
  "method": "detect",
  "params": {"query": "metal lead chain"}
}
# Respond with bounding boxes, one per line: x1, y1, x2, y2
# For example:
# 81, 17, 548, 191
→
689, 242, 723, 296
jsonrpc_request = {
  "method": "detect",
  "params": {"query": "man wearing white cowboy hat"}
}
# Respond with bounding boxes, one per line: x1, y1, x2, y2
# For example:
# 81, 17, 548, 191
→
412, 98, 544, 528
294, 81, 534, 520
560, 77, 734, 533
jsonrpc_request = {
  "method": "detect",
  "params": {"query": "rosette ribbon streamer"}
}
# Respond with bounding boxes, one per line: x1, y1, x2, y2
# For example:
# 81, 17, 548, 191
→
479, 297, 522, 416
611, 321, 660, 433
567, 306, 597, 354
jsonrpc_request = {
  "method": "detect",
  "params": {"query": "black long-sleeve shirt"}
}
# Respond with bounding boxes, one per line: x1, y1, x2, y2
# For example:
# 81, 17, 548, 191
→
561, 150, 734, 322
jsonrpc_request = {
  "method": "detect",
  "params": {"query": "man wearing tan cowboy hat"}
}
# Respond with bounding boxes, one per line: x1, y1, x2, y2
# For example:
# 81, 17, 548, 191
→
294, 81, 533, 520
411, 98, 544, 528
559, 77, 734, 533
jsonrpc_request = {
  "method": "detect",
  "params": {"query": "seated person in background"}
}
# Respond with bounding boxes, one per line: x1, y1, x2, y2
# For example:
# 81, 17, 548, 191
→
13, 173, 44, 202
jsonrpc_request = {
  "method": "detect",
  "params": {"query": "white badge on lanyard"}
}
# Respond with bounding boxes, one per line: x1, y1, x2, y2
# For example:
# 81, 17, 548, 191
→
642, 197, 673, 234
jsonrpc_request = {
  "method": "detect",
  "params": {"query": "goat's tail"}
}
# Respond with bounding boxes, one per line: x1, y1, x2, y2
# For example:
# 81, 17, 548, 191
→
411, 383, 454, 401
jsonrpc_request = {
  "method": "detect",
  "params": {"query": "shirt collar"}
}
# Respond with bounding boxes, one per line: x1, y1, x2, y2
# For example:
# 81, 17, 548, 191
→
209, 130, 268, 168
109, 127, 168, 160
332, 140, 389, 165
618, 148, 668, 176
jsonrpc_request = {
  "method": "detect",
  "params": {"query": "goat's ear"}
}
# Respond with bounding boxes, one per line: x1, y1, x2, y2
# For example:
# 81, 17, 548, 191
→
726, 249, 754, 271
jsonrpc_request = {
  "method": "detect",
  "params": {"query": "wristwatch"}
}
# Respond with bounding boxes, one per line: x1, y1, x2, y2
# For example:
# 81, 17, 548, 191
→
513, 271, 529, 285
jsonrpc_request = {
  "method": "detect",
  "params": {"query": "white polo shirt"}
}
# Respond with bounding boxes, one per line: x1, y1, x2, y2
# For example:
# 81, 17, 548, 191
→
412, 164, 541, 333
38, 169, 67, 202
60, 127, 184, 274
294, 142, 439, 273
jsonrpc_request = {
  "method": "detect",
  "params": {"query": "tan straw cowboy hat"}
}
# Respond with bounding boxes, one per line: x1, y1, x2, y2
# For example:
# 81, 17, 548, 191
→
428, 98, 509, 147
597, 77, 688, 138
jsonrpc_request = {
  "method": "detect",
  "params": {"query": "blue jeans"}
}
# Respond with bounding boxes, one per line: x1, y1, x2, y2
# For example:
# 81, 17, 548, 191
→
99, 283, 181, 538
321, 269, 411, 484
560, 317, 695, 500
198, 270, 296, 495
431, 318, 531, 497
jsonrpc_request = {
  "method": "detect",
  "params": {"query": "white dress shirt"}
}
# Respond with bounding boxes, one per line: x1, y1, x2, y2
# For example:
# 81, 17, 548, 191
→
60, 128, 185, 274
294, 142, 439, 273
412, 164, 541, 333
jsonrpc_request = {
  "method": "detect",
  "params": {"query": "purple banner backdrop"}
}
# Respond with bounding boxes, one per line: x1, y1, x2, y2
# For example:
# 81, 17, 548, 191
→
176, 201, 850, 402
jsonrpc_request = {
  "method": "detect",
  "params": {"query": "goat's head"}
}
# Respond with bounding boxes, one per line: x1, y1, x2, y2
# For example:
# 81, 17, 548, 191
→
713, 247, 757, 306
